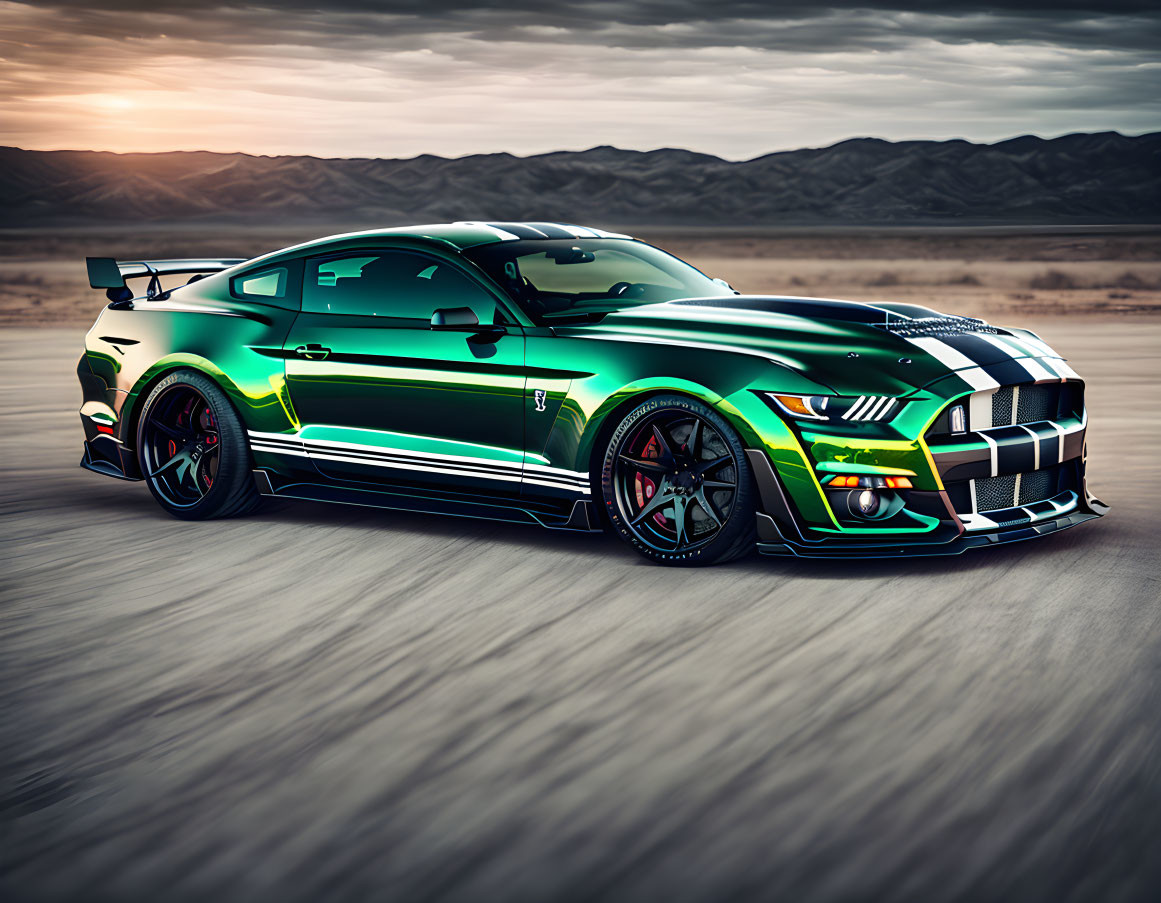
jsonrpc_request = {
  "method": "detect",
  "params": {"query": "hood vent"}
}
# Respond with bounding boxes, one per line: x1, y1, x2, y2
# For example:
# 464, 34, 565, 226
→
878, 316, 997, 338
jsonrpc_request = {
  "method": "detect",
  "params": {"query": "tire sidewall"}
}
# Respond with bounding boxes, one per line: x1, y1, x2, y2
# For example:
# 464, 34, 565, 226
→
136, 370, 250, 518
600, 394, 756, 565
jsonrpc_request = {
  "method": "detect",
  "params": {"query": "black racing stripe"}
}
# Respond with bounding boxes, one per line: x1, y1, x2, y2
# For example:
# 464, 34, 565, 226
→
940, 334, 1040, 386
1038, 431, 1060, 465
486, 222, 545, 240
981, 359, 1037, 387
941, 333, 1012, 367
523, 222, 576, 239
990, 426, 1037, 475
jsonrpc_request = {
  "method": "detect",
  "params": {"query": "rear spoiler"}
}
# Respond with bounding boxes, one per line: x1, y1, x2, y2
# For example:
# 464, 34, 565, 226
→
86, 257, 246, 301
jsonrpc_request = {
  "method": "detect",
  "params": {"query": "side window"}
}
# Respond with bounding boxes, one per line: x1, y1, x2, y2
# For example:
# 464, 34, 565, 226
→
303, 250, 497, 321
232, 266, 288, 299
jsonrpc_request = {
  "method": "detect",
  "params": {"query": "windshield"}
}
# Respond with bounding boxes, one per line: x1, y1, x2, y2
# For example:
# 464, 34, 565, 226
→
462, 239, 733, 323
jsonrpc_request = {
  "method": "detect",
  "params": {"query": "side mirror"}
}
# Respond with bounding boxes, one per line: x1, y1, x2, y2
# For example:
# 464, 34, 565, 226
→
712, 277, 738, 293
431, 307, 480, 330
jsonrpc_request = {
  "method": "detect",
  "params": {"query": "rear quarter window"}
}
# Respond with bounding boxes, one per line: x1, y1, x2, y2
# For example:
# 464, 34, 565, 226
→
228, 259, 303, 310
233, 267, 287, 299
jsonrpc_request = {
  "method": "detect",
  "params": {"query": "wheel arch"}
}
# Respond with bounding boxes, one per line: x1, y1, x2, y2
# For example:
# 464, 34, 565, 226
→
579, 380, 727, 496
121, 356, 253, 460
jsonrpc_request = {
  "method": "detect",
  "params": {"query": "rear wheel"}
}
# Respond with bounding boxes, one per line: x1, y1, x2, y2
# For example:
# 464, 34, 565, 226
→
601, 395, 757, 565
137, 371, 261, 520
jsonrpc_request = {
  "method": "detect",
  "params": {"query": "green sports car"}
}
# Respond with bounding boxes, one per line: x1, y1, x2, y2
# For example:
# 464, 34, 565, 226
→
78, 222, 1106, 565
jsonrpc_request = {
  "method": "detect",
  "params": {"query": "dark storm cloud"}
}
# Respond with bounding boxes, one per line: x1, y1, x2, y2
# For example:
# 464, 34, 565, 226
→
10, 1, 1161, 54
1, 0, 1157, 158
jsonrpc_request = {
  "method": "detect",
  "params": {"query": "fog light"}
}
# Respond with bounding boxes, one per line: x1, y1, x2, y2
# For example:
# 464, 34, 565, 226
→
950, 404, 966, 434
849, 489, 881, 518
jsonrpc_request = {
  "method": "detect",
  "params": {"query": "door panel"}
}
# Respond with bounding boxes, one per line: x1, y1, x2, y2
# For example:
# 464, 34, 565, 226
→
283, 249, 527, 492
286, 315, 527, 489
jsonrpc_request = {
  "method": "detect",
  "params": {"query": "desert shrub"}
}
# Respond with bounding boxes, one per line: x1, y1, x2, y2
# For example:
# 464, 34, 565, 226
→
946, 273, 981, 286
1115, 271, 1152, 290
1029, 270, 1077, 290
867, 272, 899, 286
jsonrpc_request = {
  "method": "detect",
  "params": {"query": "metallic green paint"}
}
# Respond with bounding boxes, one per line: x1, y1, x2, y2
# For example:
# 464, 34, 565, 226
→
77, 223, 1106, 556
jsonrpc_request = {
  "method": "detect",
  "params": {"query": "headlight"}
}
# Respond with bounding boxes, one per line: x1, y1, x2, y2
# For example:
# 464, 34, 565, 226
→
766, 393, 903, 423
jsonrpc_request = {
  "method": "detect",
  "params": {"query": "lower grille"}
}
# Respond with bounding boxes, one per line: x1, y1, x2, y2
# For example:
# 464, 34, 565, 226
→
976, 474, 1017, 511
1018, 469, 1053, 505
974, 468, 1061, 512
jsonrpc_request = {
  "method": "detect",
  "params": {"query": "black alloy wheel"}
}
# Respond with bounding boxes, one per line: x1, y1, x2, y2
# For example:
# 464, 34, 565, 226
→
137, 370, 261, 520
602, 395, 757, 565
141, 384, 221, 507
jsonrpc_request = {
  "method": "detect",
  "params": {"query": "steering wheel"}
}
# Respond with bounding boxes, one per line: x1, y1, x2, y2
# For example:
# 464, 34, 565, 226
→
609, 281, 645, 298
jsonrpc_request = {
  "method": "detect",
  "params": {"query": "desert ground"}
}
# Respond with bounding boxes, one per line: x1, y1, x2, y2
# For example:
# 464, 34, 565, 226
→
1, 228, 1159, 901
1, 225, 1160, 327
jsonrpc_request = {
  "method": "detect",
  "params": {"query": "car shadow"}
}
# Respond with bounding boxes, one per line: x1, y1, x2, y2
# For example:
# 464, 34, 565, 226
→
77, 479, 1117, 578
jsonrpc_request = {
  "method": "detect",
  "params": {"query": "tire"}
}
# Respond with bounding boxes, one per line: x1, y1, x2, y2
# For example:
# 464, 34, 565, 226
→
600, 394, 758, 565
136, 370, 261, 520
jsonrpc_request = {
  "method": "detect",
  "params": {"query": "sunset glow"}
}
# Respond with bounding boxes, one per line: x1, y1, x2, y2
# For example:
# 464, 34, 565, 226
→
0, 1, 1157, 159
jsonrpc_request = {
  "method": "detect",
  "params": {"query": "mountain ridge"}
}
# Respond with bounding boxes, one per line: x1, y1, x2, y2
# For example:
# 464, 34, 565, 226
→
2, 131, 1158, 226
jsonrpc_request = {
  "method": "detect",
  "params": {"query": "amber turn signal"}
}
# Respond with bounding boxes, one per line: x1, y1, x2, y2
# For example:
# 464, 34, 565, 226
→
771, 394, 818, 418
827, 474, 913, 489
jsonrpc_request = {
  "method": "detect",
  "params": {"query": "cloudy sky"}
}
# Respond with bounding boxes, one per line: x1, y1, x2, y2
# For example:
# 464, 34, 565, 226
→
1, 1, 1158, 160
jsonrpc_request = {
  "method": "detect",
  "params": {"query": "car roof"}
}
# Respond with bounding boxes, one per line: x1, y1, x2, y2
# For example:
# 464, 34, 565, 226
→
278, 222, 633, 256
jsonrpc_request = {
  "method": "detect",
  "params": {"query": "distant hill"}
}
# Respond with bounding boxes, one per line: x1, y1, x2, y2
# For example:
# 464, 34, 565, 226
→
2, 131, 1158, 227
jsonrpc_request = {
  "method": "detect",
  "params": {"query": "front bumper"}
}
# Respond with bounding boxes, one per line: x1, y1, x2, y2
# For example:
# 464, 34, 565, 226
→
747, 447, 1107, 557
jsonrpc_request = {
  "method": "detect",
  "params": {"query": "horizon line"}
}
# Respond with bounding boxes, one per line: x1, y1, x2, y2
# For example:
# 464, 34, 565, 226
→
2, 128, 1155, 166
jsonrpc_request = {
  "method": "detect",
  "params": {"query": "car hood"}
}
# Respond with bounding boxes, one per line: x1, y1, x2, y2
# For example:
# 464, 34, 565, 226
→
565, 295, 1056, 396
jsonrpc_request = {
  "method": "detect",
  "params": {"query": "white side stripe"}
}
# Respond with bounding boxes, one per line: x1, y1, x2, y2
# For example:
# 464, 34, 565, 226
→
309, 451, 525, 483
248, 431, 590, 492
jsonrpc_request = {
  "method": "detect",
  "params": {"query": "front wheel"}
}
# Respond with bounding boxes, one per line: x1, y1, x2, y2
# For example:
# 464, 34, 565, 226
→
136, 370, 261, 520
600, 395, 758, 565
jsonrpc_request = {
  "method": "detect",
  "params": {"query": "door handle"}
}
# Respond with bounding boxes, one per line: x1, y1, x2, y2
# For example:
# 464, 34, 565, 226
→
294, 344, 331, 361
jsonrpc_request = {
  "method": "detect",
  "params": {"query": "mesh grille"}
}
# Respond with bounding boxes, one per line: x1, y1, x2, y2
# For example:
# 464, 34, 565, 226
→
991, 387, 1015, 426
989, 384, 1061, 427
975, 474, 1017, 511
1016, 385, 1057, 424
1018, 470, 1055, 505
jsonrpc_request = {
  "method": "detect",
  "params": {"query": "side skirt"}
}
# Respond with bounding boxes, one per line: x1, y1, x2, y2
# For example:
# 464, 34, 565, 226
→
251, 469, 601, 532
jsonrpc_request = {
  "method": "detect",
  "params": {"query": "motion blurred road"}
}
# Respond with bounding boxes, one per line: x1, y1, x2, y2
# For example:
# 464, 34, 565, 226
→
2, 322, 1159, 902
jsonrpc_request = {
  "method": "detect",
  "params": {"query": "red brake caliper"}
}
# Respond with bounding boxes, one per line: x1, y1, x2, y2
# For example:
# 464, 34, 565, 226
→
633, 436, 667, 526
